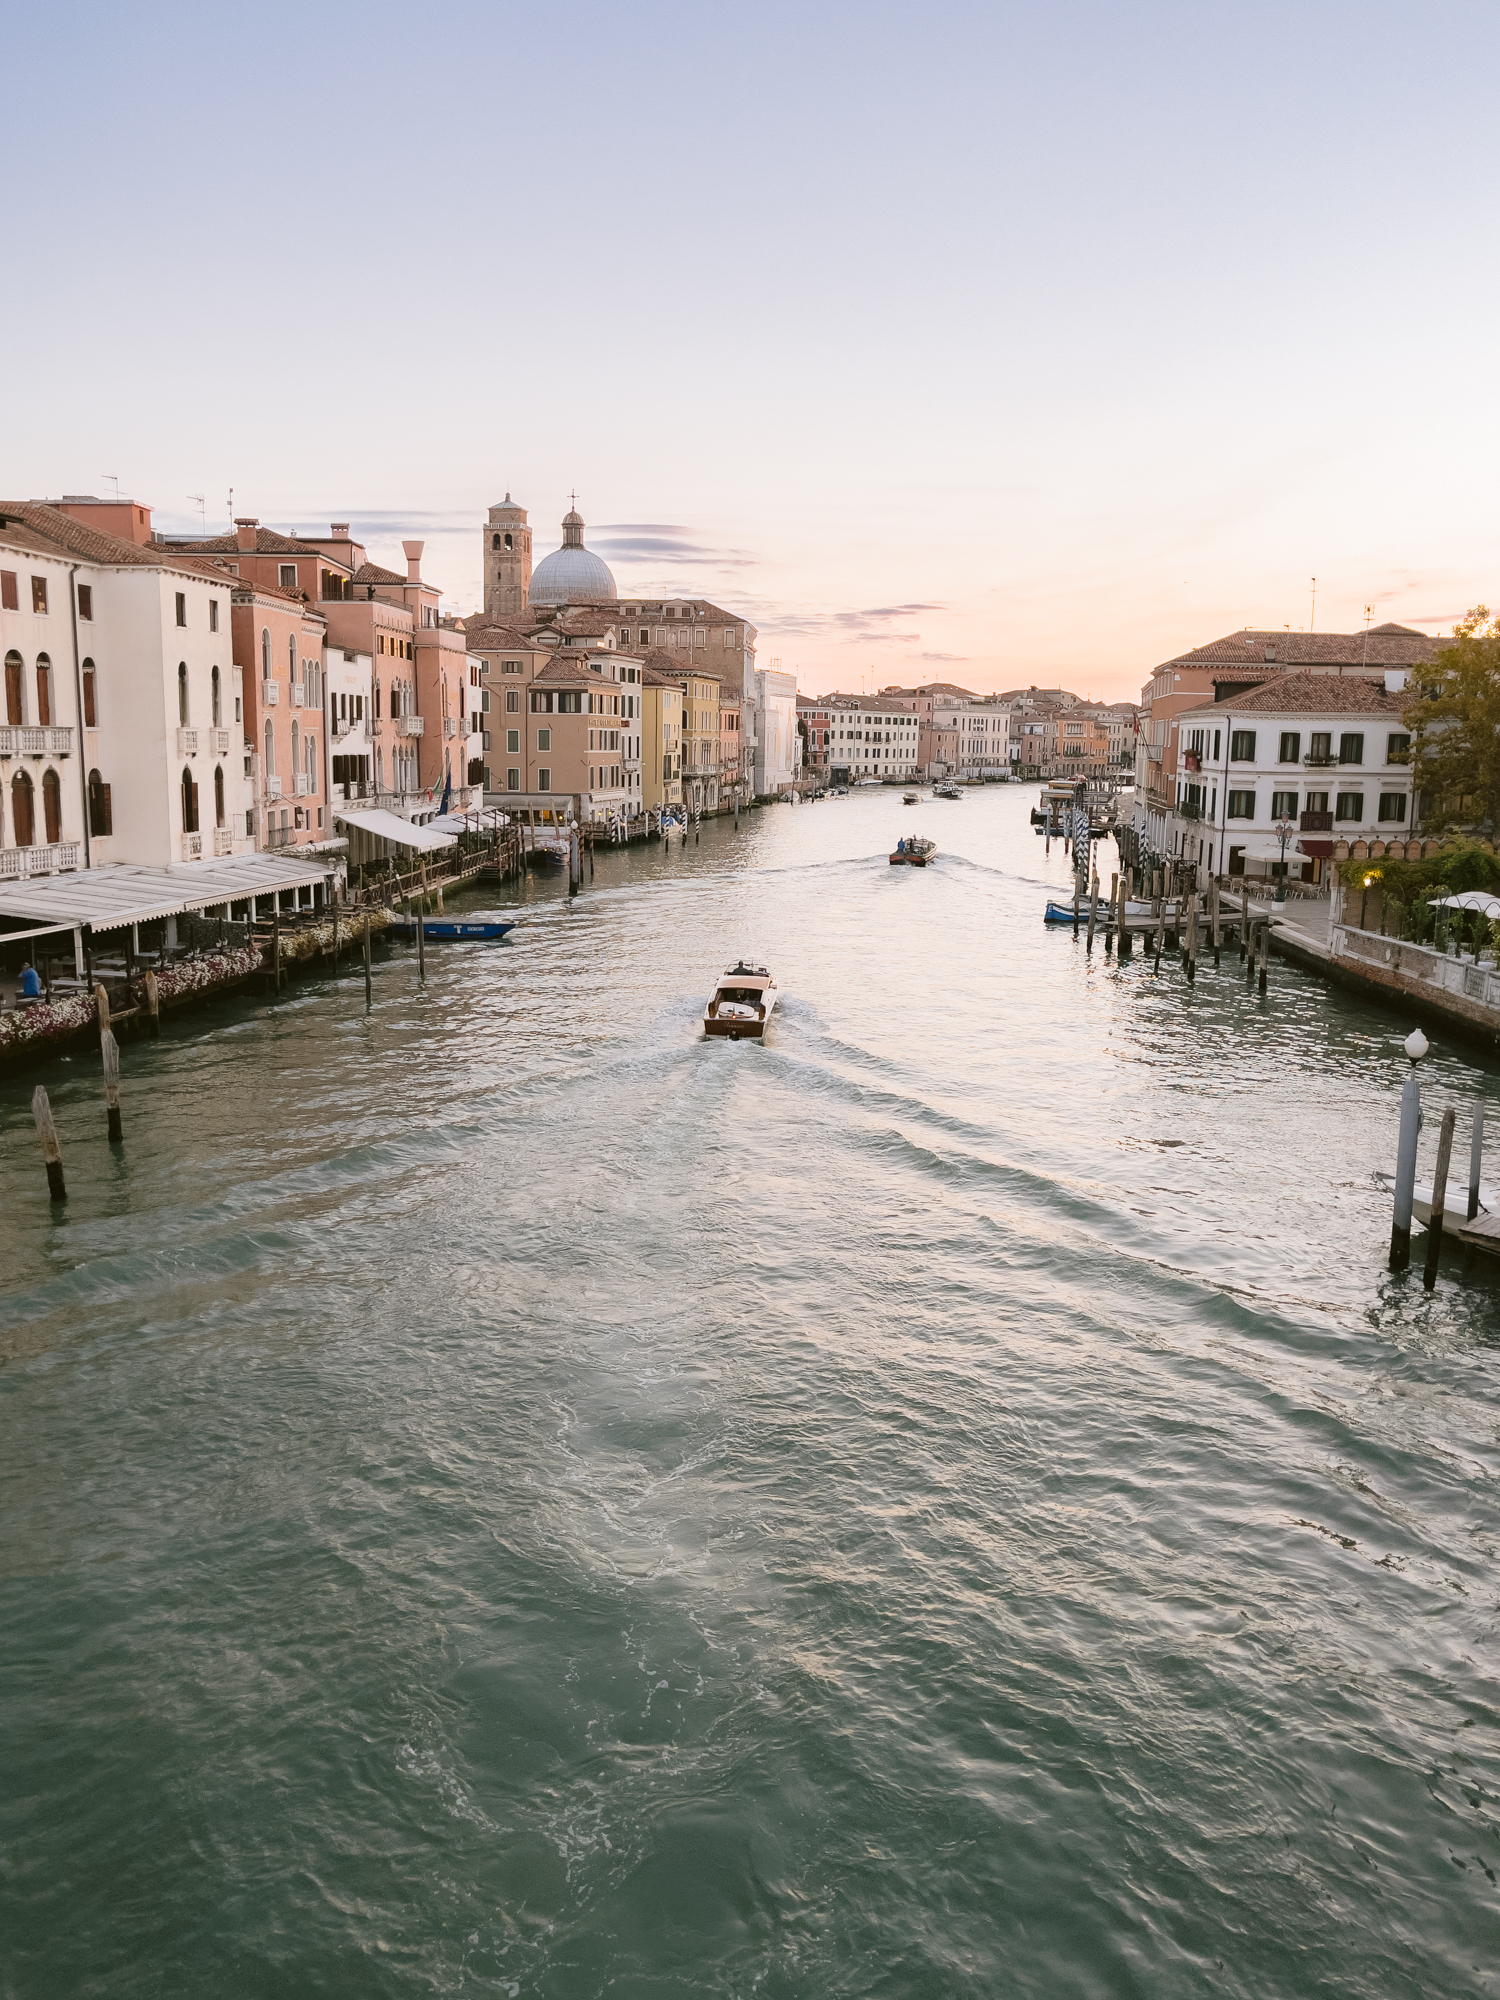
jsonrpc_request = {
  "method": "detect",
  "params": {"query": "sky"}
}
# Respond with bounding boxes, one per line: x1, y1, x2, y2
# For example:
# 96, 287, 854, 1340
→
4, 0, 1498, 701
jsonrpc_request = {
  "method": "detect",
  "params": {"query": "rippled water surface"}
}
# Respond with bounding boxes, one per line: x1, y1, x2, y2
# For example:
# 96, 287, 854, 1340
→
3, 788, 1499, 1998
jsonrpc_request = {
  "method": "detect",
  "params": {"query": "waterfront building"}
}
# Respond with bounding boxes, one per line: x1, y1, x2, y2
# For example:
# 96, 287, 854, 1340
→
806, 695, 922, 782
719, 685, 745, 805
652, 652, 722, 813
1131, 624, 1446, 874
1171, 673, 1415, 888
472, 498, 770, 801
641, 665, 684, 813
229, 578, 329, 852
326, 646, 375, 809
2, 500, 254, 872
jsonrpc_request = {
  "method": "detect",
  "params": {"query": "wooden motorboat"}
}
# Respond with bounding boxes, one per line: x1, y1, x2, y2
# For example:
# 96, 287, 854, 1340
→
1044, 898, 1153, 924
890, 836, 937, 866
903, 791, 921, 805
1373, 1170, 1496, 1225
704, 960, 777, 1040
934, 784, 963, 800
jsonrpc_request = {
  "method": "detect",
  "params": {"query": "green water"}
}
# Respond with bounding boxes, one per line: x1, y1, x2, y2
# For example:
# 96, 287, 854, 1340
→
2, 790, 1498, 1997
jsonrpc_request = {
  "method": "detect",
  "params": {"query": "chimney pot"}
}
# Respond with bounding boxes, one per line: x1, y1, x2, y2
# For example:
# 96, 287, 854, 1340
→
402, 539, 424, 582
234, 516, 259, 552
331, 523, 349, 538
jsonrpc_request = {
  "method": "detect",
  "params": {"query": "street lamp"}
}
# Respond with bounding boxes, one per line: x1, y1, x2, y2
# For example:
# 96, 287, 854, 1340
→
1271, 817, 1295, 907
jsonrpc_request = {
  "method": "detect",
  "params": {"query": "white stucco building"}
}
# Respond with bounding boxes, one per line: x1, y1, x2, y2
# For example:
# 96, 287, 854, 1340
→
754, 666, 800, 796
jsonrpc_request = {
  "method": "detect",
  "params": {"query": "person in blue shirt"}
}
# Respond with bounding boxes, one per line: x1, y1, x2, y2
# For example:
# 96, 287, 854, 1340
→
19, 963, 42, 998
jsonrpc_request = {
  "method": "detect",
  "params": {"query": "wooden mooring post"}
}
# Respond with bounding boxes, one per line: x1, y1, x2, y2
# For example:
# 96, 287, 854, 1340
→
101, 1026, 123, 1143
1389, 1064, 1422, 1271
32, 1086, 66, 1201
1105, 871, 1118, 956
272, 909, 283, 993
417, 904, 426, 982
1210, 878, 1221, 967
1424, 1105, 1458, 1290
362, 915, 373, 1007
1186, 896, 1198, 982
144, 969, 160, 1038
1258, 923, 1270, 995
1086, 869, 1098, 953
1469, 1105, 1486, 1221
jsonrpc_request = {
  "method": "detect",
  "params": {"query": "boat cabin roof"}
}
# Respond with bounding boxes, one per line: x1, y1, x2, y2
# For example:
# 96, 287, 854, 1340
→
718, 961, 771, 988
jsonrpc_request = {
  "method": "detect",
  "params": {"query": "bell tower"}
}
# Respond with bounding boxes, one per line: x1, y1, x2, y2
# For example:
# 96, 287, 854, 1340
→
484, 494, 531, 619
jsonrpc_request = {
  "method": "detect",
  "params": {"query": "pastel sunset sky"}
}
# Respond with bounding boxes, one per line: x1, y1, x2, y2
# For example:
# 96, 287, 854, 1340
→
6, 0, 1497, 700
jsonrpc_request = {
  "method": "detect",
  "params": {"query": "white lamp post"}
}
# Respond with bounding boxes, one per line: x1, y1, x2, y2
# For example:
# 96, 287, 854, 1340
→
1272, 817, 1295, 909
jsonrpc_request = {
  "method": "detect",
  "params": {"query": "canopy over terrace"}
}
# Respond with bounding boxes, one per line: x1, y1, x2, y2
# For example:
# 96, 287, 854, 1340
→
0, 853, 340, 936
332, 808, 459, 872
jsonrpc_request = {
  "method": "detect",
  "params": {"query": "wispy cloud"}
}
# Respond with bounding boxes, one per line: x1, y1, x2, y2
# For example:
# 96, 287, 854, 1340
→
921, 651, 968, 662
592, 523, 756, 568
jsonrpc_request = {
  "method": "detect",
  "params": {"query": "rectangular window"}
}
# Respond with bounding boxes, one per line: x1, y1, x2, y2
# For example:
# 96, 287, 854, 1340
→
1227, 790, 1256, 818
500, 689, 516, 713
31, 575, 48, 614
1270, 790, 1298, 817
279, 564, 297, 589
82, 666, 97, 727
1305, 790, 1329, 813
537, 728, 551, 752
1378, 793, 1408, 822
175, 591, 186, 626
1230, 730, 1256, 760
1335, 791, 1365, 821
502, 659, 523, 673
507, 768, 520, 791
0, 570, 16, 610
208, 600, 218, 633
537, 768, 551, 791
1339, 733, 1364, 764
1386, 732, 1411, 763
506, 729, 520, 754
1278, 731, 1300, 763
76, 583, 93, 620
482, 729, 492, 750
1308, 731, 1332, 761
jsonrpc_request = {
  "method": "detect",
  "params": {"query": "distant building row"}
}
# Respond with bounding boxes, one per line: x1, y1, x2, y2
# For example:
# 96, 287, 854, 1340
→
795, 682, 1138, 784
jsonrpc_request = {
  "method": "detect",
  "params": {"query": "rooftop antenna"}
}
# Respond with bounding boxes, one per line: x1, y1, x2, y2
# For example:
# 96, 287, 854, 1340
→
227, 487, 233, 530
187, 493, 205, 531
1363, 602, 1372, 670
1310, 576, 1316, 632
102, 474, 120, 501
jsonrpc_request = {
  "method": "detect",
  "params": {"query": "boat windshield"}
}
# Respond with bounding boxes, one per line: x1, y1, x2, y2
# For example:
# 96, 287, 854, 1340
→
716, 986, 763, 1007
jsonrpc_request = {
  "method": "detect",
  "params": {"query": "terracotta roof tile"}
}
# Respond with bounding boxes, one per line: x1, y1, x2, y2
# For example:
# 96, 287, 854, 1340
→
1162, 627, 1445, 671
1188, 672, 1409, 715
0, 502, 237, 582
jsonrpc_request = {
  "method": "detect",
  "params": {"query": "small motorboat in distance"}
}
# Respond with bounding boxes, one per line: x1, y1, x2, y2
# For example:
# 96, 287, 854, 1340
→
903, 790, 921, 805
389, 917, 517, 942
704, 960, 778, 1040
934, 784, 963, 800
890, 836, 937, 867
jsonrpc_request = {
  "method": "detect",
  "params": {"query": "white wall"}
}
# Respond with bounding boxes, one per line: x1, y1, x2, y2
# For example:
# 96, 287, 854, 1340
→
0, 543, 85, 862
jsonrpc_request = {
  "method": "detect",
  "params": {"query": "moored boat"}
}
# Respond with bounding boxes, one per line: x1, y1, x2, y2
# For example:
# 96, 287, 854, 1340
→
704, 960, 778, 1039
389, 918, 517, 941
890, 836, 937, 866
1043, 898, 1152, 924
934, 784, 962, 800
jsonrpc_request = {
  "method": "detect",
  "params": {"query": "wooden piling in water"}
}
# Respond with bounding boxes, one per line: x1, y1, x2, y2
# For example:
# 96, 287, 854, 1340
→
1468, 1105, 1486, 1221
417, 905, 426, 981
1258, 923, 1269, 995
272, 909, 282, 993
101, 1026, 122, 1143
1390, 1070, 1422, 1270
1210, 877, 1221, 966
1105, 871, 1118, 955
32, 1085, 66, 1201
362, 916, 373, 1007
1086, 870, 1098, 952
332, 910, 339, 976
144, 969, 160, 1037
1186, 896, 1198, 982
1424, 1105, 1458, 1290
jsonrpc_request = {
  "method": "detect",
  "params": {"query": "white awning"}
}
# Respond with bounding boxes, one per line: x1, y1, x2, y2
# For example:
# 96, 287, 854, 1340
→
1430, 891, 1500, 918
0, 852, 339, 933
332, 808, 458, 853
1226, 834, 1303, 861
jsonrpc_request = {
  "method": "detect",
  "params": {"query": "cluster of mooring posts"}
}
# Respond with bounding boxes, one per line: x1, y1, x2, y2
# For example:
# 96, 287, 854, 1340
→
1386, 1027, 1498, 1284
1071, 865, 1270, 989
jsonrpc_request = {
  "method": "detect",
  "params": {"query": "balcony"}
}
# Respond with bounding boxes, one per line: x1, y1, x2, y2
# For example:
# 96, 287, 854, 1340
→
265, 774, 283, 798
182, 832, 203, 861
263, 822, 295, 850
1300, 809, 1333, 832
0, 841, 80, 878
214, 826, 234, 856
210, 727, 231, 754
294, 774, 313, 796
1178, 799, 1203, 822
177, 727, 199, 756
262, 680, 280, 706
1304, 751, 1337, 767
443, 718, 458, 738
394, 714, 424, 737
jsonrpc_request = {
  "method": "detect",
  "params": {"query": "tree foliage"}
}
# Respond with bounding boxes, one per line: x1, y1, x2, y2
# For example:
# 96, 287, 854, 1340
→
1405, 606, 1500, 831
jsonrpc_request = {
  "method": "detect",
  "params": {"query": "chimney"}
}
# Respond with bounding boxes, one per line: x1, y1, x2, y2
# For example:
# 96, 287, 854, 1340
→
235, 517, 259, 552
402, 539, 424, 582
330, 523, 349, 539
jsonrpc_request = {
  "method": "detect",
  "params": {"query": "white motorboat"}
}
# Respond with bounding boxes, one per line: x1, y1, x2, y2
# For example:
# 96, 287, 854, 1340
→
704, 961, 778, 1040
1373, 1170, 1495, 1224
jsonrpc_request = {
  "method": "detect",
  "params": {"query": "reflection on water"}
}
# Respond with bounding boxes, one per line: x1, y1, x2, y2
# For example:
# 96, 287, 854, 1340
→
2, 788, 1499, 1998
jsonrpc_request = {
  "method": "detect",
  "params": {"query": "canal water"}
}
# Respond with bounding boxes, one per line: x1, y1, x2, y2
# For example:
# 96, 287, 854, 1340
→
2, 788, 1498, 1998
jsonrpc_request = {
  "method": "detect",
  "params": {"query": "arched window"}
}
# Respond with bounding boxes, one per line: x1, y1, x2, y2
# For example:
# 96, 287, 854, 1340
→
11, 769, 34, 846
81, 659, 97, 728
178, 661, 189, 725
264, 718, 275, 775
305, 733, 317, 792
42, 768, 61, 844
4, 650, 22, 725
181, 765, 199, 833
287, 634, 296, 682
261, 627, 271, 677
214, 764, 225, 828
87, 768, 112, 836
35, 654, 52, 727
211, 665, 222, 726
290, 720, 299, 778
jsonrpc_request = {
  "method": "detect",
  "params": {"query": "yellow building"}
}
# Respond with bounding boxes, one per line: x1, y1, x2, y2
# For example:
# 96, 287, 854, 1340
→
644, 649, 722, 812
641, 664, 683, 813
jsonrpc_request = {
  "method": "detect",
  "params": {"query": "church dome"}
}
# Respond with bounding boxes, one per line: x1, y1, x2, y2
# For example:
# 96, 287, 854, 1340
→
529, 504, 617, 605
